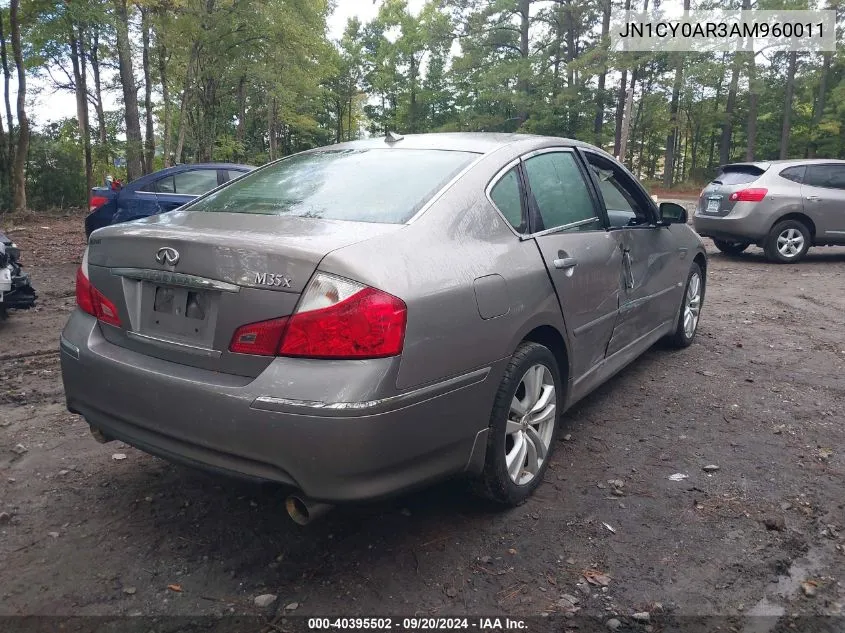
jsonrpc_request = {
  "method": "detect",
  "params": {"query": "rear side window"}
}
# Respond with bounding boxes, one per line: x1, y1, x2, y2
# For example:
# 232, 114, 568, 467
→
226, 170, 247, 182
489, 168, 525, 231
713, 166, 765, 185
188, 149, 477, 224
173, 169, 220, 195
523, 152, 600, 232
780, 166, 805, 183
804, 164, 845, 190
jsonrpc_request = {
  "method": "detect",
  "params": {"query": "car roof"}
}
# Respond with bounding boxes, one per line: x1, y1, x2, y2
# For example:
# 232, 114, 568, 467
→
126, 163, 254, 188
723, 158, 845, 171
323, 132, 596, 155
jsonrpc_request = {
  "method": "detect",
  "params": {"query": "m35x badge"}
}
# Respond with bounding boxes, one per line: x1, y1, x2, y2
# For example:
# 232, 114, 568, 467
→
254, 272, 292, 288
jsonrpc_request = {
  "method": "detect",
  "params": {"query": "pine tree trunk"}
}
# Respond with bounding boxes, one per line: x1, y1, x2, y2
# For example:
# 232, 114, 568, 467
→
174, 44, 196, 165
743, 0, 756, 161
9, 0, 28, 212
663, 0, 689, 188
141, 8, 155, 174
593, 0, 611, 147
0, 12, 14, 193
114, 0, 144, 181
719, 53, 741, 166
90, 33, 108, 147
69, 24, 93, 206
516, 0, 530, 122
158, 37, 171, 167
779, 51, 798, 160
808, 52, 830, 158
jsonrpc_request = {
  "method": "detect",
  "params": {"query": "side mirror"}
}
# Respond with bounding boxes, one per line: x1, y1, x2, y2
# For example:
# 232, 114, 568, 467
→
659, 202, 688, 225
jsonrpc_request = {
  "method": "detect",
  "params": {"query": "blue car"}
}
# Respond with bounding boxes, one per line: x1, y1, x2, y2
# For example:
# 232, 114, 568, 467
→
85, 163, 254, 238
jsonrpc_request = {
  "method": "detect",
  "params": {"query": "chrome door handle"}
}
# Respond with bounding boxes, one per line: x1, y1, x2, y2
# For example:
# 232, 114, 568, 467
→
553, 257, 578, 269
806, 195, 821, 201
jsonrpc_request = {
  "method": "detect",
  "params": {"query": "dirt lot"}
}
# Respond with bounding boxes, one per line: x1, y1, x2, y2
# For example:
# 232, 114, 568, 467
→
1, 208, 844, 630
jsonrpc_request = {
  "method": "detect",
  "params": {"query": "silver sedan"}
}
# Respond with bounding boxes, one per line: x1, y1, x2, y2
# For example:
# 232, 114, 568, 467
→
61, 133, 706, 520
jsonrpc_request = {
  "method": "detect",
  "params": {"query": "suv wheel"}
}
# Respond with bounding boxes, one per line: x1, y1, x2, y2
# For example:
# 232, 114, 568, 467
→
474, 342, 561, 506
713, 239, 749, 255
765, 220, 811, 263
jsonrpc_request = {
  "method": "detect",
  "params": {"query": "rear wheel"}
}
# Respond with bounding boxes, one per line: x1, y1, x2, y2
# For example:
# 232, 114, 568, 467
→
764, 220, 811, 263
713, 239, 749, 255
474, 342, 561, 506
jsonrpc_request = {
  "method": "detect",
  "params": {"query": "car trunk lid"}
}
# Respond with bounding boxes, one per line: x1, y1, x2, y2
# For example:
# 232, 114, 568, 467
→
85, 210, 402, 376
698, 163, 769, 217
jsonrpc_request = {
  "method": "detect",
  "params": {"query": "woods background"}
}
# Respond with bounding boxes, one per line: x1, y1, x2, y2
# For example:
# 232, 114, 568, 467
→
0, 0, 841, 213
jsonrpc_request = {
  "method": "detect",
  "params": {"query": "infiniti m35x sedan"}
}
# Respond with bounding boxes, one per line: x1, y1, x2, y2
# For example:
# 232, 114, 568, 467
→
61, 133, 706, 509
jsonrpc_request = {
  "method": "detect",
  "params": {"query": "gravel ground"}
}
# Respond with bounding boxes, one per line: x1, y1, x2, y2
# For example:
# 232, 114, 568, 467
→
1, 209, 844, 631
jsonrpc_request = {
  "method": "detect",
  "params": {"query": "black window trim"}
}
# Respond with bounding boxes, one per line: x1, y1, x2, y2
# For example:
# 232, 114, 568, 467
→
519, 147, 607, 238
579, 148, 659, 229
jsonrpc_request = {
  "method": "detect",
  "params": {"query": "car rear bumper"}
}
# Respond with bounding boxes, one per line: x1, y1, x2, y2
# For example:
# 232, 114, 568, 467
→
59, 312, 495, 502
693, 207, 770, 243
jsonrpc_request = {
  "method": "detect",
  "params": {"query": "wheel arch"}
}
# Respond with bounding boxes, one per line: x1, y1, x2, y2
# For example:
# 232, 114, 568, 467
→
520, 324, 571, 406
769, 212, 816, 240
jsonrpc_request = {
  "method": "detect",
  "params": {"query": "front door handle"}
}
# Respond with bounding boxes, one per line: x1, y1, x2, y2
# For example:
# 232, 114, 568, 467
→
553, 257, 578, 269
805, 195, 821, 201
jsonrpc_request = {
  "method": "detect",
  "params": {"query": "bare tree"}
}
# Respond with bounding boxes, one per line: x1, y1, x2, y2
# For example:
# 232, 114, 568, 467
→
114, 0, 144, 181
9, 0, 28, 212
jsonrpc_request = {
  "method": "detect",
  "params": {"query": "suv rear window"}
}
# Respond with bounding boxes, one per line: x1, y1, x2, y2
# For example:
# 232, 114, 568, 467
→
712, 165, 766, 186
188, 149, 477, 224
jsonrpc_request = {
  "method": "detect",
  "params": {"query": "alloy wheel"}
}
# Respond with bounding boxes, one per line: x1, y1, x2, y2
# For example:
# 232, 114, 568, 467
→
683, 272, 702, 339
777, 228, 805, 259
505, 364, 556, 485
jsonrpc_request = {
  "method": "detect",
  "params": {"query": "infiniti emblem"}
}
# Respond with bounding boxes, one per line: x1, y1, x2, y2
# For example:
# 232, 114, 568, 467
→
155, 247, 180, 266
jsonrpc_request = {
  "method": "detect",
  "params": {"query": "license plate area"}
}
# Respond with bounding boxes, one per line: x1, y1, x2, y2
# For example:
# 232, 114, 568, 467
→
705, 197, 721, 213
137, 282, 220, 346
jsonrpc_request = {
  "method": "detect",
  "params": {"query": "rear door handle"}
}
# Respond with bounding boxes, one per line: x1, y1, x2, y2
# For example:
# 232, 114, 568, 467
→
806, 195, 821, 201
553, 257, 578, 269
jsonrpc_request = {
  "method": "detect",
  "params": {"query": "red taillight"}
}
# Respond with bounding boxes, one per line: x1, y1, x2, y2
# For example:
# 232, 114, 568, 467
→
75, 265, 122, 327
75, 267, 96, 316
89, 195, 108, 211
729, 188, 768, 202
229, 317, 289, 356
228, 273, 407, 359
280, 287, 407, 359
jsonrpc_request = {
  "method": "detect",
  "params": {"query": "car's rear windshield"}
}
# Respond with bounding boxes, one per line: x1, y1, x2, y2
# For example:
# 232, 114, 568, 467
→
712, 165, 766, 185
187, 148, 478, 224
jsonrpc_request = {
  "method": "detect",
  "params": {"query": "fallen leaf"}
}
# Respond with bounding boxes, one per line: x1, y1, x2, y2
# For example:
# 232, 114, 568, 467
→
112, 453, 127, 461
583, 569, 611, 587
668, 473, 689, 481
167, 584, 182, 592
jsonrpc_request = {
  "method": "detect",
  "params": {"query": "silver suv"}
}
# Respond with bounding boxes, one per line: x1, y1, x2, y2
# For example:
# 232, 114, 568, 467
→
693, 159, 845, 263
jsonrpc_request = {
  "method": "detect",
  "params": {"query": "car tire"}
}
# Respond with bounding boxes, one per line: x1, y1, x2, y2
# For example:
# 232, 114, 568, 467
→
713, 239, 749, 255
764, 219, 811, 263
474, 341, 562, 506
666, 262, 704, 349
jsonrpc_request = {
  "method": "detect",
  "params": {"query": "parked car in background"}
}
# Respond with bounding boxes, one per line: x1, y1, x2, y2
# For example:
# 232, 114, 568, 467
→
694, 159, 845, 263
0, 230, 37, 319
61, 133, 706, 521
85, 163, 254, 238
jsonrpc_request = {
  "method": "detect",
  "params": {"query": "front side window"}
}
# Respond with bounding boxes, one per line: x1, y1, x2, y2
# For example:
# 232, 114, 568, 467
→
523, 151, 600, 232
585, 154, 652, 228
188, 149, 477, 224
804, 164, 845, 190
489, 167, 525, 232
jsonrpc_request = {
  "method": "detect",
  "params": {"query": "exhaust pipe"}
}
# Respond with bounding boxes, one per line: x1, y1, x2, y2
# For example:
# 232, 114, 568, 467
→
89, 424, 113, 444
285, 494, 333, 526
